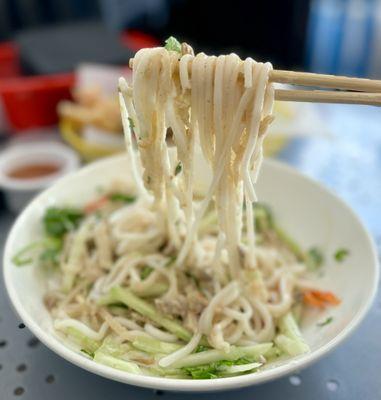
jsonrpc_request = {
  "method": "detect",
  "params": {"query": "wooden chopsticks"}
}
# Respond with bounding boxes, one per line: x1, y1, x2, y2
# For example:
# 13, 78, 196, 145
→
274, 88, 381, 106
128, 56, 381, 106
270, 70, 381, 92
270, 70, 381, 106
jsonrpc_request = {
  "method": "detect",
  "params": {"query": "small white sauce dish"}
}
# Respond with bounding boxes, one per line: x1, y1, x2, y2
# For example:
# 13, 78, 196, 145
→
0, 141, 80, 213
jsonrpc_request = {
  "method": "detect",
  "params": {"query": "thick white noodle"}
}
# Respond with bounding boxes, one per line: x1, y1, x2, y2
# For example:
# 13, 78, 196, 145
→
158, 332, 202, 367
118, 90, 147, 197
144, 323, 179, 343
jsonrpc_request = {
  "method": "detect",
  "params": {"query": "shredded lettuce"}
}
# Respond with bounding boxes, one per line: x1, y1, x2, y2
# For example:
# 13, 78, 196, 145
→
84, 336, 141, 374
221, 361, 262, 375
171, 343, 273, 369
183, 358, 261, 379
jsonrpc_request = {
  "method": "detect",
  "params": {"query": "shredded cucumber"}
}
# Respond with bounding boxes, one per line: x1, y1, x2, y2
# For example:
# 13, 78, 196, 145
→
93, 352, 141, 374
132, 282, 169, 298
65, 327, 100, 353
99, 286, 192, 341
132, 335, 182, 355
275, 312, 309, 356
96, 336, 131, 357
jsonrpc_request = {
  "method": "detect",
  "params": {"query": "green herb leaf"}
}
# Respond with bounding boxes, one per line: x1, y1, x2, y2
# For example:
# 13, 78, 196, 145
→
334, 248, 349, 262
43, 208, 84, 238
12, 242, 42, 266
164, 36, 181, 53
12, 237, 62, 267
81, 348, 95, 358
39, 238, 62, 267
140, 266, 153, 280
317, 316, 333, 327
183, 367, 218, 379
306, 247, 324, 270
175, 162, 182, 176
128, 117, 135, 130
195, 345, 209, 353
108, 193, 136, 204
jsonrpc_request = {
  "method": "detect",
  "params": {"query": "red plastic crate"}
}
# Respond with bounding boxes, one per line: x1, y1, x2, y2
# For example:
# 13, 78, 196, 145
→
0, 73, 75, 131
0, 42, 21, 79
120, 30, 160, 51
0, 30, 158, 132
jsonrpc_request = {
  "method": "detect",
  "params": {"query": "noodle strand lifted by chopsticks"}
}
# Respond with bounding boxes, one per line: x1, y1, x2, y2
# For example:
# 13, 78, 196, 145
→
117, 44, 279, 350
120, 47, 274, 275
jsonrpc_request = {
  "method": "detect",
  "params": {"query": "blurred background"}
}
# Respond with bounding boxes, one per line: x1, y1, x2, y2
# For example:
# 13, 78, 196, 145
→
0, 0, 381, 217
1, 0, 380, 131
1, 2, 381, 398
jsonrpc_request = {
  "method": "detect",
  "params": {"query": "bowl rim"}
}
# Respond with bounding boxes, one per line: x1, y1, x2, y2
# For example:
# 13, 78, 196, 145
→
3, 154, 379, 392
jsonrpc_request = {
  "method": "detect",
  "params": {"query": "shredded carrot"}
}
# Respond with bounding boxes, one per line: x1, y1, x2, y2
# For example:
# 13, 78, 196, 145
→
84, 196, 109, 214
303, 291, 326, 308
310, 290, 341, 305
303, 290, 341, 309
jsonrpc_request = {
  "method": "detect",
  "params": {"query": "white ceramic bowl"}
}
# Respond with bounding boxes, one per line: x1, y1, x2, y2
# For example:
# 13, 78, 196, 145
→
3, 154, 379, 392
0, 141, 80, 213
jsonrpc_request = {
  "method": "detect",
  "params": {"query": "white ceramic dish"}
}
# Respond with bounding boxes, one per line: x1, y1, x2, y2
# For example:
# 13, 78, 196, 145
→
3, 154, 379, 392
0, 141, 80, 213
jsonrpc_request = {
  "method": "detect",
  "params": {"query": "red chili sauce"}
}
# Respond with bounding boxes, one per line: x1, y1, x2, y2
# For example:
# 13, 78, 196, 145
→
7, 163, 61, 179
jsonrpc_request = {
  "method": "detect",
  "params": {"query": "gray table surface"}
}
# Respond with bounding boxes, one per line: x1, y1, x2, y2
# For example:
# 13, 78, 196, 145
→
1, 104, 380, 399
